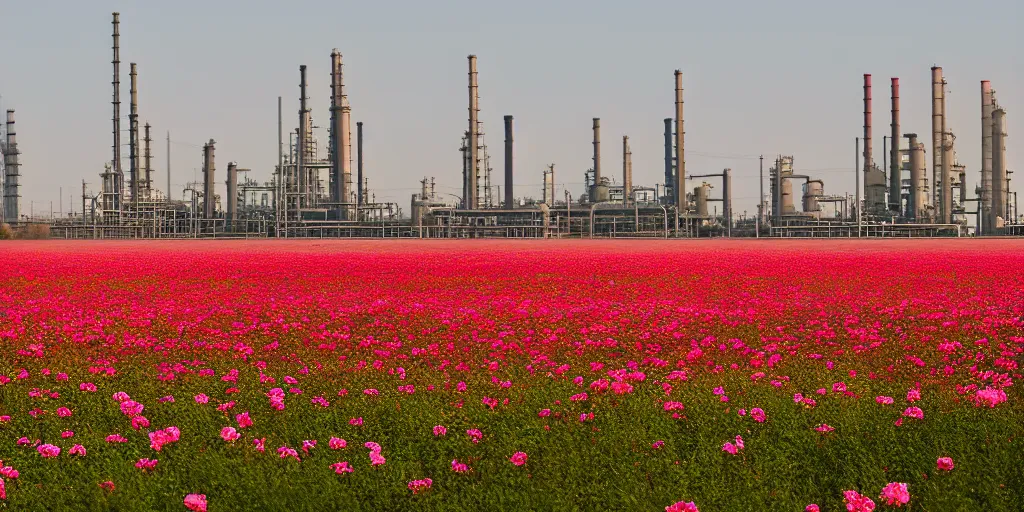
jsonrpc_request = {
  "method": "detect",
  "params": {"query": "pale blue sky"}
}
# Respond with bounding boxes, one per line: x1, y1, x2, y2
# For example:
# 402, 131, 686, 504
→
2, 0, 1020, 216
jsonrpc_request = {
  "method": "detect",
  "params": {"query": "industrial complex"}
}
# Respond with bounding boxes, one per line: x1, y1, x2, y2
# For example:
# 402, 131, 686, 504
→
0, 13, 1018, 239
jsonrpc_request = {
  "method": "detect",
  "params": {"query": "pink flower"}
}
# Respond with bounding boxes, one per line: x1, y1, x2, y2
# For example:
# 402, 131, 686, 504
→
120, 400, 144, 417
277, 446, 300, 460
135, 458, 158, 471
906, 388, 921, 403
112, 391, 131, 402
538, 409, 551, 417
158, 395, 175, 403
833, 382, 847, 393
805, 505, 820, 512
876, 396, 894, 405
570, 392, 588, 402
69, 444, 87, 456
184, 493, 208, 512
879, 482, 910, 507
974, 387, 1007, 408
302, 439, 317, 453
843, 490, 876, 512
0, 478, 6, 501
56, 407, 73, 418
456, 381, 468, 392
815, 424, 834, 433
369, 452, 386, 466
331, 461, 354, 474
220, 427, 240, 443
722, 442, 738, 455
750, 408, 766, 423
664, 401, 685, 411
408, 478, 433, 494
451, 459, 470, 473
253, 438, 266, 453
329, 437, 347, 449
37, 444, 61, 458
98, 480, 115, 492
349, 417, 363, 426
510, 451, 528, 466
652, 440, 665, 450
902, 407, 924, 420
61, 430, 75, 438
466, 429, 483, 444
734, 435, 744, 450
433, 425, 447, 437
194, 394, 209, 404
936, 457, 954, 471
148, 427, 180, 451
106, 434, 128, 443
235, 412, 252, 429
665, 501, 699, 512
363, 388, 379, 396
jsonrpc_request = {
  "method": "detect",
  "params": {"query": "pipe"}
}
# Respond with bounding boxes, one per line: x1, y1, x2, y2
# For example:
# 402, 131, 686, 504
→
674, 70, 685, 215
468, 55, 479, 209
129, 62, 139, 205
226, 162, 238, 230
981, 81, 993, 232
202, 139, 216, 219
357, 121, 364, 207
3, 110, 19, 223
931, 66, 943, 210
664, 118, 673, 203
143, 123, 152, 197
906, 133, 925, 220
111, 12, 122, 211
622, 135, 631, 205
166, 131, 171, 202
863, 74, 872, 208
298, 65, 308, 209
504, 115, 513, 209
992, 108, 1007, 229
890, 78, 901, 213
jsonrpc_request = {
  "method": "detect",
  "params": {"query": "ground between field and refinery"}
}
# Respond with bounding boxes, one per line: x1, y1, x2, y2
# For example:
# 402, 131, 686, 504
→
0, 240, 1021, 511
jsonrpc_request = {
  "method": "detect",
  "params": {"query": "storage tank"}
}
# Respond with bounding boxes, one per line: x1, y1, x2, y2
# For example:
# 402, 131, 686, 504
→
694, 183, 710, 216
803, 180, 823, 212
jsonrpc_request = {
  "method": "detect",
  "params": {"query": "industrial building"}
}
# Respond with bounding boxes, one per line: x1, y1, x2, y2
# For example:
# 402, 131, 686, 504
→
4, 13, 1017, 239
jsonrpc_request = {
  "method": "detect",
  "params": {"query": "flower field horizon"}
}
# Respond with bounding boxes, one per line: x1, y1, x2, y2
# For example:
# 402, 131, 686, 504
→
0, 239, 1021, 511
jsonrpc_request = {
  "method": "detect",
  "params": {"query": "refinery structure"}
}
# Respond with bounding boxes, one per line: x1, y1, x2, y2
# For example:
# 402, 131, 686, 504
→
1, 13, 1019, 239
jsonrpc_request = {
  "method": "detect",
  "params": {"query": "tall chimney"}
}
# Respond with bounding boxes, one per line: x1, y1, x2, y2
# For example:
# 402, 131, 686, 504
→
467, 55, 479, 209
504, 115, 514, 208
129, 62, 139, 205
723, 168, 733, 232
939, 73, 952, 224
674, 70, 685, 213
992, 107, 1008, 229
592, 118, 602, 188
298, 65, 308, 208
143, 122, 152, 198
664, 118, 673, 203
202, 139, 216, 219
981, 81, 993, 231
622, 135, 631, 205
931, 66, 943, 211
166, 131, 172, 201
226, 162, 238, 230
890, 78, 901, 213
862, 74, 872, 209
357, 121, 364, 207
3, 110, 20, 223
111, 12, 122, 211
906, 134, 925, 220
330, 50, 352, 219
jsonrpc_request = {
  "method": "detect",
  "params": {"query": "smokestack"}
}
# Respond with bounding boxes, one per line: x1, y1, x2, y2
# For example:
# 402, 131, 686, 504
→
504, 115, 513, 209
674, 70, 685, 213
981, 81, 993, 231
167, 131, 171, 201
298, 65, 308, 208
931, 66, 943, 211
330, 50, 352, 219
357, 121, 364, 207
723, 168, 732, 233
143, 123, 152, 198
226, 162, 238, 230
622, 135, 631, 205
906, 133, 925, 221
129, 62, 139, 206
992, 108, 1008, 229
592, 118, 602, 187
939, 74, 952, 224
202, 139, 216, 219
111, 12, 122, 210
3, 110, 20, 223
863, 74, 873, 202
467, 55, 479, 209
664, 118, 673, 203
889, 78, 901, 213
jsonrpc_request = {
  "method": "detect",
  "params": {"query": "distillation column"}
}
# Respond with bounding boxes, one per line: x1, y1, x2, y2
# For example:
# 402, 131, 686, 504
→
504, 115, 514, 208
889, 78, 901, 213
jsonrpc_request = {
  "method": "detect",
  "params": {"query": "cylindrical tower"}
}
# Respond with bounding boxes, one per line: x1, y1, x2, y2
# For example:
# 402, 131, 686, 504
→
992, 108, 1008, 228
674, 70, 685, 213
889, 78, 901, 213
981, 81, 993, 231
930, 66, 943, 209
504, 115, 514, 209
467, 55, 479, 209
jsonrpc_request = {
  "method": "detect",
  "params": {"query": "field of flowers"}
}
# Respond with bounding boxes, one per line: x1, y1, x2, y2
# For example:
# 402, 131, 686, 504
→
0, 239, 1021, 511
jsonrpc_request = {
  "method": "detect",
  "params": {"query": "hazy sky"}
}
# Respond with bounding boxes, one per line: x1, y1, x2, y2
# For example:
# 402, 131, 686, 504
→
1, 0, 1020, 217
